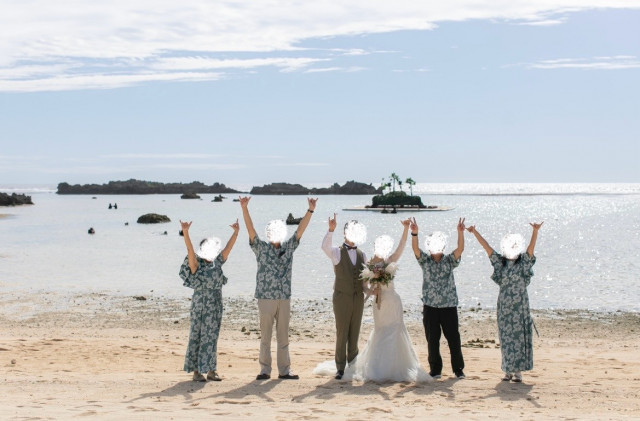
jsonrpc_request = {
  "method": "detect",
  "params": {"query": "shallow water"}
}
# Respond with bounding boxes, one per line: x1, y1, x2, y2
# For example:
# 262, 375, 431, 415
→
1, 184, 639, 312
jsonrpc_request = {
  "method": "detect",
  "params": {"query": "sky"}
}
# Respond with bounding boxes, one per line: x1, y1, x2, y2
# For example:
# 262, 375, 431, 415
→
1, 1, 639, 188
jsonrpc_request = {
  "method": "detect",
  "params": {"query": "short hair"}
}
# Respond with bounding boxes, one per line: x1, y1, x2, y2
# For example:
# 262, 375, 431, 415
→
344, 220, 358, 233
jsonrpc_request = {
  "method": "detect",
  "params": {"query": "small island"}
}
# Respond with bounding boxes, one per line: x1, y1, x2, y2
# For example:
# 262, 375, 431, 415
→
344, 173, 453, 212
0, 193, 34, 206
57, 179, 240, 195
250, 180, 382, 195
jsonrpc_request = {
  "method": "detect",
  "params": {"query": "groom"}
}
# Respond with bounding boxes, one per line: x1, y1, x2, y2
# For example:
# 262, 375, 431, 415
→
321, 214, 367, 380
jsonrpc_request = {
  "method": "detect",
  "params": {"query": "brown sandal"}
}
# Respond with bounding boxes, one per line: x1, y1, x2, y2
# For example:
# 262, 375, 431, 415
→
207, 371, 222, 381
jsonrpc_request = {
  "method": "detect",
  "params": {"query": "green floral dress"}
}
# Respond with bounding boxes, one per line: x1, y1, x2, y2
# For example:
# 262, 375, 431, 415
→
179, 254, 227, 373
489, 251, 536, 373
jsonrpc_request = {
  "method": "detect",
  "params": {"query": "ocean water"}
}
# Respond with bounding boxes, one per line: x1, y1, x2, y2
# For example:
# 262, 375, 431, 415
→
1, 183, 639, 312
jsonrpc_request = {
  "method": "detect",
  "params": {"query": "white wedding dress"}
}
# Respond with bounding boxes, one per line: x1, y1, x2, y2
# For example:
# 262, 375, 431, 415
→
314, 264, 431, 383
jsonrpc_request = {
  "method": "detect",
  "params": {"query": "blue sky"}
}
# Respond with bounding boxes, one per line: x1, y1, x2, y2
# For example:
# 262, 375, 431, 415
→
1, 2, 639, 187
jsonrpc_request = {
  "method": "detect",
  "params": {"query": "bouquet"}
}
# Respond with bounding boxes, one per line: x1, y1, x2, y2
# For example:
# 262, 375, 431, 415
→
361, 261, 398, 309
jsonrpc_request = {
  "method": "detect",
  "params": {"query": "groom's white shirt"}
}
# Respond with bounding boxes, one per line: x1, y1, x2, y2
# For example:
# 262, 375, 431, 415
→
322, 231, 367, 266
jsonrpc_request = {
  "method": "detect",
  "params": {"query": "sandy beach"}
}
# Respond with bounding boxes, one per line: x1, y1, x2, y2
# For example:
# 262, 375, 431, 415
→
1, 293, 639, 420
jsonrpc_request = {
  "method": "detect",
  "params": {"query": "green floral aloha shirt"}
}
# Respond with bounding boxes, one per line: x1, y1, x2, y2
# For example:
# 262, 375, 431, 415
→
489, 251, 536, 373
250, 233, 300, 300
416, 250, 461, 308
179, 253, 227, 373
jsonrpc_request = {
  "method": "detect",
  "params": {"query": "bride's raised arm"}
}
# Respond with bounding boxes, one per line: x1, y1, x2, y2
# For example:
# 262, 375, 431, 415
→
387, 219, 411, 263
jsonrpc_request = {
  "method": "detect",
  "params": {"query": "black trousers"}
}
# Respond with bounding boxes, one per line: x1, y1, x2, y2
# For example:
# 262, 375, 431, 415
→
422, 305, 464, 374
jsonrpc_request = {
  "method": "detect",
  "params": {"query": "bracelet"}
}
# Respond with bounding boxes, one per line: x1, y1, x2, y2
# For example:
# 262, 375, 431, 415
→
411, 232, 418, 236
307, 209, 314, 213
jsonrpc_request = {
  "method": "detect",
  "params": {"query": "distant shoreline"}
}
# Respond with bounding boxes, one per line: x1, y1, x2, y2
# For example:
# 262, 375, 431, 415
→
55, 179, 382, 195
2, 182, 639, 196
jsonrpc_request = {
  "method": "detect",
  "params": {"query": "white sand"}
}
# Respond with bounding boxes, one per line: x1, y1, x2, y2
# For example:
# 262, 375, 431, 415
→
1, 294, 639, 420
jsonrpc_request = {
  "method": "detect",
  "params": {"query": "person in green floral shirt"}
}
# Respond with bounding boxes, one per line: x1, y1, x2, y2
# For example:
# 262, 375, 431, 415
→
239, 196, 317, 380
179, 219, 239, 382
411, 217, 467, 380
467, 222, 543, 383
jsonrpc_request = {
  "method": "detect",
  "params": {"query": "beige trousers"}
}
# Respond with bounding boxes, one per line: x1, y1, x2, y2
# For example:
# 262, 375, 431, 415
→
257, 299, 291, 376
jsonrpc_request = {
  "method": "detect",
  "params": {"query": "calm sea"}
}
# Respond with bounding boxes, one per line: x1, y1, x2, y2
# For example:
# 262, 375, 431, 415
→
1, 183, 639, 312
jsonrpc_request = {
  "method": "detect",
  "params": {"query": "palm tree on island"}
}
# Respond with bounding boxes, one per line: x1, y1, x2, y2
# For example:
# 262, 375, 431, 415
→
405, 177, 416, 196
368, 173, 425, 209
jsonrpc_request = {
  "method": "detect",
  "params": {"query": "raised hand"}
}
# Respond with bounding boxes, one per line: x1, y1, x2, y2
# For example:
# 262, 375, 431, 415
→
527, 222, 543, 257
400, 218, 411, 229
409, 217, 418, 234
530, 222, 544, 231
238, 196, 251, 208
466, 225, 476, 234
307, 197, 318, 211
457, 217, 466, 232
180, 220, 192, 232
230, 219, 240, 233
328, 213, 337, 232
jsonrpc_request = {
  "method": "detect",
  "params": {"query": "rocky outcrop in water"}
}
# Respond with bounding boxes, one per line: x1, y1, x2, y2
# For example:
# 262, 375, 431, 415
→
250, 181, 382, 195
57, 179, 240, 195
0, 193, 34, 206
180, 193, 201, 199
137, 213, 171, 224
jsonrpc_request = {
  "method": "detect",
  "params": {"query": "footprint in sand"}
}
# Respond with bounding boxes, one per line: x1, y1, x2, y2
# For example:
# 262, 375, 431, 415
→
365, 407, 391, 413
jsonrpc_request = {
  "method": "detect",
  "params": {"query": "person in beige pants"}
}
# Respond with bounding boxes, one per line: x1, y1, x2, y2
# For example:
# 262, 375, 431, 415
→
240, 196, 317, 380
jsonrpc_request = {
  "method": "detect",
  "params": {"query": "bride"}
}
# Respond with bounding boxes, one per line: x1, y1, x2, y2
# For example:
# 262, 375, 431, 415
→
314, 219, 431, 383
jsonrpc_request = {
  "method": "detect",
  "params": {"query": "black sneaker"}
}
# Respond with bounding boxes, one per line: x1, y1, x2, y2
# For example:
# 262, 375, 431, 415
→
335, 370, 344, 380
256, 373, 270, 380
454, 369, 466, 379
429, 371, 442, 379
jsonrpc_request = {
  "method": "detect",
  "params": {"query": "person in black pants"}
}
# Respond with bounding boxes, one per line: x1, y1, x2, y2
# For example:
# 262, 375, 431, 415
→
410, 217, 466, 379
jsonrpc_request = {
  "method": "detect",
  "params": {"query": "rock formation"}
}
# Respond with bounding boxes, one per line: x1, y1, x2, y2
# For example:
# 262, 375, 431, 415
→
0, 193, 34, 206
137, 213, 171, 224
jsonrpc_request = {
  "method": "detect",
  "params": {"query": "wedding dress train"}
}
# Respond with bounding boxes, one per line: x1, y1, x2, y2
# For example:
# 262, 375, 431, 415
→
314, 280, 431, 383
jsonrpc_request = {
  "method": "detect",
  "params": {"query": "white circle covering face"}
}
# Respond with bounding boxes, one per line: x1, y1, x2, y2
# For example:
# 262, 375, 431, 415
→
197, 237, 222, 261
265, 220, 287, 244
344, 221, 367, 245
425, 231, 448, 254
501, 233, 525, 260
373, 235, 394, 259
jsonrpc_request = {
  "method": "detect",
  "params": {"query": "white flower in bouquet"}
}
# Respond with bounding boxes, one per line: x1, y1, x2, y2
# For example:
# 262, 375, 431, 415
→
385, 262, 398, 277
361, 266, 374, 281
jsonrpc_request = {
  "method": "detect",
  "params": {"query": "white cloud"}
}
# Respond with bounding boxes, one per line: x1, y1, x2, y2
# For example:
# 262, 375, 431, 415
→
2, 1, 640, 91
516, 18, 566, 26
101, 154, 227, 160
304, 66, 366, 73
151, 57, 327, 72
273, 162, 331, 167
525, 56, 640, 70
0, 71, 223, 92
